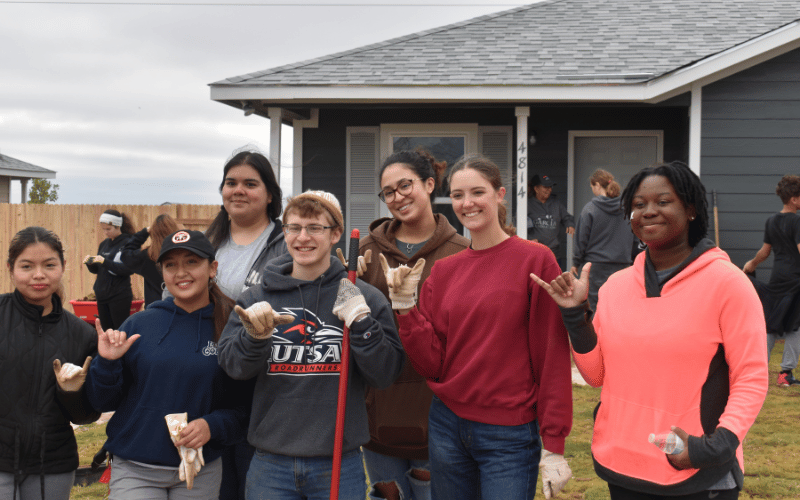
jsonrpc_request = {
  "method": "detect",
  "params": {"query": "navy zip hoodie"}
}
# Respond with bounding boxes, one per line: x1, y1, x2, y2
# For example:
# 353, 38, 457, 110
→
86, 298, 248, 467
218, 254, 404, 457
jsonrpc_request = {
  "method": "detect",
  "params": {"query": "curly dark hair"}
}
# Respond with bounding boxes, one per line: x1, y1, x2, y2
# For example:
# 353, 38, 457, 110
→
379, 149, 447, 203
621, 161, 708, 247
776, 174, 800, 205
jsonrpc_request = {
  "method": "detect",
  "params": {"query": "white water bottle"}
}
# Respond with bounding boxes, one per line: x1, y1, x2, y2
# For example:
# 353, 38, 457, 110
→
648, 432, 685, 455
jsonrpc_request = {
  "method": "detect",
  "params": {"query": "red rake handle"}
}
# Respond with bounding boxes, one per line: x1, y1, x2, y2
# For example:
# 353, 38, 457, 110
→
330, 229, 359, 499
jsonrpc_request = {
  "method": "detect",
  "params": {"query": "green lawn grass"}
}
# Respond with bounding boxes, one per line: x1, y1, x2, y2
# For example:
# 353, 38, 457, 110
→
70, 342, 800, 499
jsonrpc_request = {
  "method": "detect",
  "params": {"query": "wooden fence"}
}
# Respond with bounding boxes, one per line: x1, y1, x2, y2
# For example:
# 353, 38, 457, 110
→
0, 204, 218, 313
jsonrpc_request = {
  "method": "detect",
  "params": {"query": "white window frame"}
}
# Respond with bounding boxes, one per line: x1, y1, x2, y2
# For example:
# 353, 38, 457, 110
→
379, 123, 479, 218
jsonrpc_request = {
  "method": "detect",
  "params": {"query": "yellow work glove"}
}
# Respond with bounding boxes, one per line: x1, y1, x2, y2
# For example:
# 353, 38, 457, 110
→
540, 449, 572, 499
333, 278, 371, 328
165, 413, 205, 490
234, 302, 294, 339
336, 248, 371, 278
378, 253, 425, 310
52, 356, 92, 392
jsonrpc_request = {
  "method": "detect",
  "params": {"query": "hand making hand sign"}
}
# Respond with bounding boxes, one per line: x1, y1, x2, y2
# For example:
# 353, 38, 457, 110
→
95, 318, 140, 360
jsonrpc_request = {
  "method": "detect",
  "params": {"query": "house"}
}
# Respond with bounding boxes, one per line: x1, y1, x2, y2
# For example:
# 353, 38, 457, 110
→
210, 0, 800, 278
0, 152, 56, 203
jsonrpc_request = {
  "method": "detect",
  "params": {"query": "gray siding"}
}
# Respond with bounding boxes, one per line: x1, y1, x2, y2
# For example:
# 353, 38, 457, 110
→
701, 47, 800, 279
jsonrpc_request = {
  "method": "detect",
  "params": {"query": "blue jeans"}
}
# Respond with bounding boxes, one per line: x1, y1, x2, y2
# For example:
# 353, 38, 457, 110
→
428, 396, 541, 500
246, 449, 366, 500
363, 448, 430, 500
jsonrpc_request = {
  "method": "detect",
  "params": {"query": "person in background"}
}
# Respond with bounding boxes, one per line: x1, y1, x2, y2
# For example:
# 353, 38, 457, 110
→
120, 213, 180, 307
84, 209, 135, 330
218, 190, 404, 500
743, 174, 800, 387
534, 161, 768, 500
359, 149, 470, 500
528, 174, 575, 271
389, 154, 573, 500
0, 226, 99, 500
85, 230, 247, 500
571, 168, 634, 311
205, 148, 288, 499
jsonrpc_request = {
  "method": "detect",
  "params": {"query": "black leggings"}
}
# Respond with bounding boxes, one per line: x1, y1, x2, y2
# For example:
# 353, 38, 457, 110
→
97, 298, 132, 330
608, 484, 738, 500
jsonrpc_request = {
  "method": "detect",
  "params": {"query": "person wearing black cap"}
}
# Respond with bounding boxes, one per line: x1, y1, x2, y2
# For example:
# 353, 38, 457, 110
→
528, 174, 575, 271
85, 230, 248, 499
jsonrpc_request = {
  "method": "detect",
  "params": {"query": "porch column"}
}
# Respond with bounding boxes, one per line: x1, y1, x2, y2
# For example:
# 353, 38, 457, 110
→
689, 83, 702, 176
292, 109, 319, 199
20, 178, 29, 204
268, 107, 282, 188
515, 107, 530, 239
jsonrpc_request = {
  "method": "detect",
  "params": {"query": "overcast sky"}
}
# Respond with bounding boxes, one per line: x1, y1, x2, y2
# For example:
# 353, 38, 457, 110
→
1, 0, 525, 205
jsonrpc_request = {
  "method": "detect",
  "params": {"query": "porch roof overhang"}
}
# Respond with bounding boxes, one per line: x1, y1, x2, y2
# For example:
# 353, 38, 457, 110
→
211, 20, 800, 114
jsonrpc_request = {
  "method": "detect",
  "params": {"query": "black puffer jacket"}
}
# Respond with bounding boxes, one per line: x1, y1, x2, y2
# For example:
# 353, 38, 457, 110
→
0, 290, 99, 479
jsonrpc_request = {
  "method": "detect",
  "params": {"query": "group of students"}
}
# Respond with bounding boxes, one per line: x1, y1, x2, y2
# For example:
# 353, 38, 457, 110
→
1, 150, 771, 500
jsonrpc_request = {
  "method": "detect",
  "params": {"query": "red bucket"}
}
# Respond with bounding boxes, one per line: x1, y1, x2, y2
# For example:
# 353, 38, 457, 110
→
69, 300, 145, 325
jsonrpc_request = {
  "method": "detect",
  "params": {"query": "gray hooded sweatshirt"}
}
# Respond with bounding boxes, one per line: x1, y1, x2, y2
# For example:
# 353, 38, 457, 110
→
217, 253, 404, 457
572, 195, 635, 269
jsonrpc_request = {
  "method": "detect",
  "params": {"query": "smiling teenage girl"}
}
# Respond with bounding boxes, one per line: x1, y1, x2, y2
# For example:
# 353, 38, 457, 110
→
533, 161, 768, 500
359, 150, 469, 500
387, 154, 573, 500
86, 230, 247, 500
0, 227, 99, 500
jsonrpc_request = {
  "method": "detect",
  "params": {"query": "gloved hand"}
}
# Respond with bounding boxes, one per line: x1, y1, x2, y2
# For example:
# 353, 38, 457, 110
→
379, 253, 426, 310
336, 248, 371, 277
234, 302, 293, 339
165, 413, 205, 490
540, 449, 572, 499
52, 356, 92, 392
333, 279, 371, 327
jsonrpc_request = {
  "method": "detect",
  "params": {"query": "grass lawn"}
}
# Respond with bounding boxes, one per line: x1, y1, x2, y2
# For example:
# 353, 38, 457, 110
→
70, 342, 800, 499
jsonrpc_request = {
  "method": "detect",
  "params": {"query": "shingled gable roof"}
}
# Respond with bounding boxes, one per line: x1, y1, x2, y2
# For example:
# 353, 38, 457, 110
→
0, 153, 56, 178
211, 0, 800, 104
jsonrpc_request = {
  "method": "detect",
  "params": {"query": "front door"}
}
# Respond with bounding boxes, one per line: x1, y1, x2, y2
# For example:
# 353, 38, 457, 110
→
568, 131, 664, 268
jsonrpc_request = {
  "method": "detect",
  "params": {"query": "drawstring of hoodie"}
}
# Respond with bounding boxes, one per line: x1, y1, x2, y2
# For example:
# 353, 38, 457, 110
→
296, 278, 325, 366
157, 306, 178, 345
196, 312, 203, 352
10, 428, 48, 500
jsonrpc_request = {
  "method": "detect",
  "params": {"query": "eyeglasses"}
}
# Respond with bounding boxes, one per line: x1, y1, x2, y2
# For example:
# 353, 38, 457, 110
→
282, 224, 336, 236
378, 179, 421, 203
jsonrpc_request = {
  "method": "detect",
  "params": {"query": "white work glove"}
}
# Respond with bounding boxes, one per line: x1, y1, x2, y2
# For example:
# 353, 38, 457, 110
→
234, 302, 293, 339
336, 248, 372, 278
378, 253, 426, 310
540, 449, 572, 499
333, 279, 371, 328
165, 413, 205, 490
52, 356, 92, 392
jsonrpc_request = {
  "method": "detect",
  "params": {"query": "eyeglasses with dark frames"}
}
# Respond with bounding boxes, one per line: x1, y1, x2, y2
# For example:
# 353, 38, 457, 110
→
378, 178, 422, 203
282, 224, 336, 236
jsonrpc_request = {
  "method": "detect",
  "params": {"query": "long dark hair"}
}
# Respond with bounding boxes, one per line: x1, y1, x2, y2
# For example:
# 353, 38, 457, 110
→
209, 278, 234, 342
102, 209, 135, 235
379, 149, 447, 203
206, 150, 283, 249
8, 226, 66, 302
621, 161, 708, 247
448, 154, 516, 237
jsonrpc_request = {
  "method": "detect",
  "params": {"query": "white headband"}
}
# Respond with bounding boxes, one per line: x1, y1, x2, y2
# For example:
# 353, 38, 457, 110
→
99, 213, 123, 227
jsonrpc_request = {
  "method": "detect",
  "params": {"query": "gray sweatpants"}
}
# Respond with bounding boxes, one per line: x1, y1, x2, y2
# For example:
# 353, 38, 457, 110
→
767, 325, 800, 371
0, 471, 74, 500
110, 456, 222, 500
